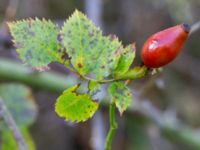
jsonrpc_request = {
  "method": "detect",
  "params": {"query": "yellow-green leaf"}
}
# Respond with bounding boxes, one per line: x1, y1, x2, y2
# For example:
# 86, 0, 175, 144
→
55, 84, 99, 122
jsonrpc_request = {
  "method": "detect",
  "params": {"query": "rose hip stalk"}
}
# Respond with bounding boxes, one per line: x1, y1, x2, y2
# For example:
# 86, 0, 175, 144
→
141, 24, 190, 68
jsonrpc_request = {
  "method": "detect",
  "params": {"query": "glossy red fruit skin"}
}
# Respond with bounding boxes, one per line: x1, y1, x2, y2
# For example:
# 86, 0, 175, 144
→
141, 24, 190, 68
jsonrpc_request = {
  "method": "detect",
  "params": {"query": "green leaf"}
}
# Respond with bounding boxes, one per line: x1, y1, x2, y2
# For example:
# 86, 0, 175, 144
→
1, 127, 36, 150
8, 18, 60, 69
55, 84, 99, 122
108, 82, 132, 115
113, 43, 136, 77
88, 80, 101, 96
61, 10, 132, 80
0, 84, 37, 127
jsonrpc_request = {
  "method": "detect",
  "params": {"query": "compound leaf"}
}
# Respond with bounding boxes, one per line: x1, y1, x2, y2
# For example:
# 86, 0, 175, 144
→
108, 82, 132, 115
8, 18, 60, 69
61, 10, 133, 80
55, 84, 99, 122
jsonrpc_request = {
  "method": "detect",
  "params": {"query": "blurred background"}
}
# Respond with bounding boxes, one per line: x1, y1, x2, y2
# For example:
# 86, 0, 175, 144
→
0, 0, 200, 150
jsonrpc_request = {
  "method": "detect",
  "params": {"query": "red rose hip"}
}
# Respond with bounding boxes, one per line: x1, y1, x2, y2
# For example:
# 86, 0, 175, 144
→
141, 24, 190, 68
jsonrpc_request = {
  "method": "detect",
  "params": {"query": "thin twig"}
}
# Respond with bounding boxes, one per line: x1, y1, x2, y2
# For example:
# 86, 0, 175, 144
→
0, 98, 28, 150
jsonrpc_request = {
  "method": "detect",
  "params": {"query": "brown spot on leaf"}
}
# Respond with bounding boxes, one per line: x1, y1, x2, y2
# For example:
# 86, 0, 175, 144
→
58, 48, 62, 53
126, 92, 132, 96
61, 50, 70, 60
77, 63, 83, 68
71, 83, 81, 96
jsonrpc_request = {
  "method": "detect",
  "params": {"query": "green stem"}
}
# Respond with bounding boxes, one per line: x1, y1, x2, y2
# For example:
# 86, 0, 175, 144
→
0, 58, 76, 93
104, 103, 117, 150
